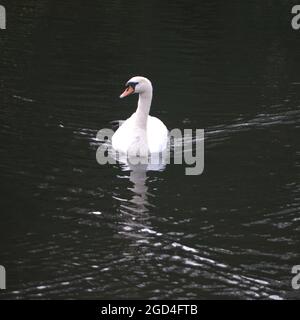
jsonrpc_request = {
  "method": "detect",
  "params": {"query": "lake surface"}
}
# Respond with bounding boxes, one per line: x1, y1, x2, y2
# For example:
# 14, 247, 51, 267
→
0, 0, 299, 299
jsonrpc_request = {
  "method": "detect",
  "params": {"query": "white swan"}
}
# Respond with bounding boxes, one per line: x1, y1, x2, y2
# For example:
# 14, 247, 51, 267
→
112, 76, 168, 156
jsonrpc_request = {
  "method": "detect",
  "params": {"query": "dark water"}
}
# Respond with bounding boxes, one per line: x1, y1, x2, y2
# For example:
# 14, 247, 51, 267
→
0, 0, 299, 299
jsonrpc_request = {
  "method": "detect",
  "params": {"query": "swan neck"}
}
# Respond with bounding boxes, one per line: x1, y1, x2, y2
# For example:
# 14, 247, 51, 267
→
135, 91, 152, 129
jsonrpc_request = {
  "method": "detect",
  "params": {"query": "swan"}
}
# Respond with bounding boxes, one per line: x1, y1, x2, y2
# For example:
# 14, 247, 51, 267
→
112, 76, 168, 156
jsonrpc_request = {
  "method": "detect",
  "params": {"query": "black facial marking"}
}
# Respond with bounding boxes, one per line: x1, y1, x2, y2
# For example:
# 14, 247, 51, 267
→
126, 81, 139, 89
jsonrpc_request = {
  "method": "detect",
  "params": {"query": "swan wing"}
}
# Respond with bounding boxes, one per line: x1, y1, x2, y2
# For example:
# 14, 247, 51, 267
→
111, 114, 137, 153
147, 116, 168, 153
112, 114, 168, 154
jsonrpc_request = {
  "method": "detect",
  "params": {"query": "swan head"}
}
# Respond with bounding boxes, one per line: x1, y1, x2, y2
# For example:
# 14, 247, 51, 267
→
120, 76, 152, 98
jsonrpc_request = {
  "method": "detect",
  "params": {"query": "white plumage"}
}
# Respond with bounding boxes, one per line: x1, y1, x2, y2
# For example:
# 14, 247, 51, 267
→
112, 76, 168, 156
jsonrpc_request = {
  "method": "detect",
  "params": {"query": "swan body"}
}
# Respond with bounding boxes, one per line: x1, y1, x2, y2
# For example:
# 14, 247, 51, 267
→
112, 76, 168, 156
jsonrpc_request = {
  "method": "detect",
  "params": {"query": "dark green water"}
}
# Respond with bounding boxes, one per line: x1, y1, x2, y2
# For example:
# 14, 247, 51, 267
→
0, 0, 299, 299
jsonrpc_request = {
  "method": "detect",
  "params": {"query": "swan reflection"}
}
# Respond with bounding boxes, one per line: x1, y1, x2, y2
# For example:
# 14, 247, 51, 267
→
114, 155, 166, 240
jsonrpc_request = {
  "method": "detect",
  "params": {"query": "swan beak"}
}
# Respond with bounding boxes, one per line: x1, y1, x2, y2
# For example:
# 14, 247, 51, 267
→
120, 86, 134, 98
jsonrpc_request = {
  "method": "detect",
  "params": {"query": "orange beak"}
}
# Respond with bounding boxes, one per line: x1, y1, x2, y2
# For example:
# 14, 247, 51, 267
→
120, 86, 134, 98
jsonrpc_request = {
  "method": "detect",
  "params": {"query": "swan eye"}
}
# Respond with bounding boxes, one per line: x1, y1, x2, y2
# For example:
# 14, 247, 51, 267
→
126, 81, 139, 89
